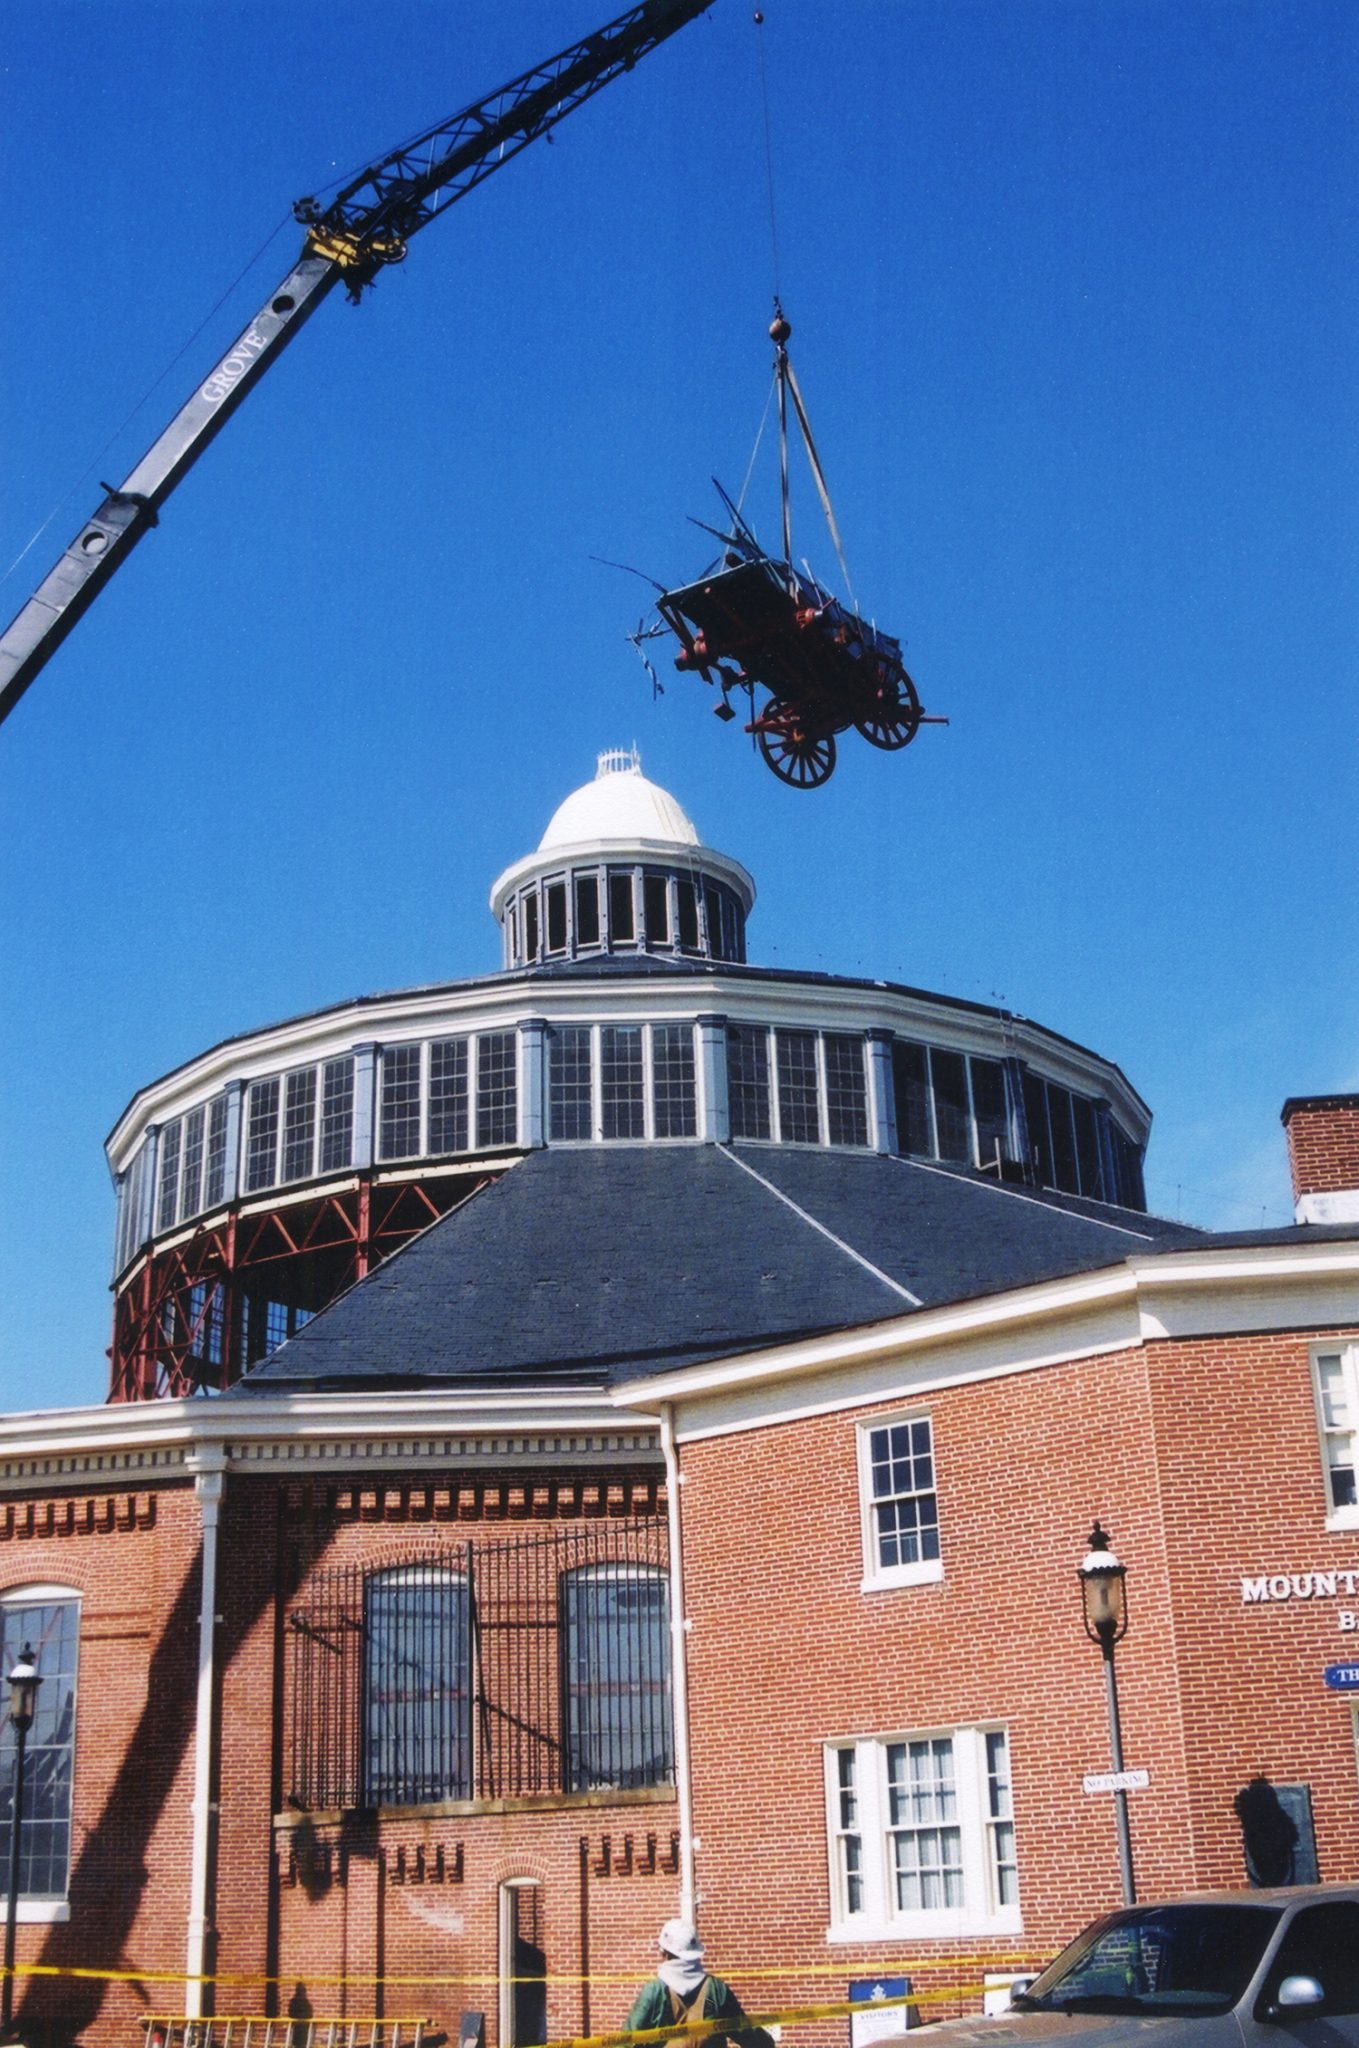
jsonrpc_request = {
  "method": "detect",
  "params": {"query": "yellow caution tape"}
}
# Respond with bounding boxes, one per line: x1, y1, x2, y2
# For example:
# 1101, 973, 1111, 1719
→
3, 1956, 1040, 1992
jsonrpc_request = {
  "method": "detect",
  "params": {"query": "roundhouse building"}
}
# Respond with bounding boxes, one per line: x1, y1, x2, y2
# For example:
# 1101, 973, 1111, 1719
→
3, 752, 1357, 2048
106, 749, 1148, 1401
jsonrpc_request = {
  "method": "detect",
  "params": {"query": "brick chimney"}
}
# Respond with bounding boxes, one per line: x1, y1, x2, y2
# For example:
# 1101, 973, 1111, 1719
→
1281, 1094, 1359, 1224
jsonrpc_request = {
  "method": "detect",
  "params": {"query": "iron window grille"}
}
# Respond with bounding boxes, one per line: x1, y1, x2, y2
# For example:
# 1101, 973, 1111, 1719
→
286, 1517, 671, 1812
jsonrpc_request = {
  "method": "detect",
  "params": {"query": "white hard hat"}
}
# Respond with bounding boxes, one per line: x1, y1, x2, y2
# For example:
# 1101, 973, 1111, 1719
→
659, 1919, 704, 1963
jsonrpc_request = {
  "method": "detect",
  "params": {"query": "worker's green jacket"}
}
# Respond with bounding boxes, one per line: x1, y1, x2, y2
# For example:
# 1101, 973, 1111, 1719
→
625, 1975, 775, 2048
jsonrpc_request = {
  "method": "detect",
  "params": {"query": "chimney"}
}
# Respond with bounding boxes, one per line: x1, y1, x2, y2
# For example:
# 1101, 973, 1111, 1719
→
1281, 1094, 1359, 1224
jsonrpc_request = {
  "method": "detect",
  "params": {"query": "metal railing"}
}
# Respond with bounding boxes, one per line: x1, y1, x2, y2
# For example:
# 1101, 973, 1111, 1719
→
287, 1518, 672, 1810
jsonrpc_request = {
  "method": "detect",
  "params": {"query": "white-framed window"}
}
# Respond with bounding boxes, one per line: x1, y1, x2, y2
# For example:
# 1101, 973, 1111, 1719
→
727, 1024, 871, 1148
0, 1586, 80, 1921
824, 1728, 1019, 1941
546, 1023, 698, 1143
1313, 1343, 1359, 1525
858, 1413, 943, 1590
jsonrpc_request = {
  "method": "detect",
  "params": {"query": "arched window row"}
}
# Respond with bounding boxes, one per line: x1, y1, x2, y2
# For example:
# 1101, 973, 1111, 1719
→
116, 1022, 1148, 1266
503, 864, 746, 969
287, 1523, 671, 1812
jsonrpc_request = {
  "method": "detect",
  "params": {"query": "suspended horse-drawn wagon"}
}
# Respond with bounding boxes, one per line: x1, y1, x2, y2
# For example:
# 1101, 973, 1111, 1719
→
647, 307, 944, 789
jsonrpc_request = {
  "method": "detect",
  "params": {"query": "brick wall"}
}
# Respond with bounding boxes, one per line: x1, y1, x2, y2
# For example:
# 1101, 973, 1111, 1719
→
674, 1322, 1359, 2044
1281, 1095, 1359, 1199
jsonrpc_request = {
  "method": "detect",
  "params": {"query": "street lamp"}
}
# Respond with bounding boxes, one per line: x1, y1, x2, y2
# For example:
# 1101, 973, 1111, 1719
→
1, 1646, 41, 2037
1078, 1522, 1135, 1905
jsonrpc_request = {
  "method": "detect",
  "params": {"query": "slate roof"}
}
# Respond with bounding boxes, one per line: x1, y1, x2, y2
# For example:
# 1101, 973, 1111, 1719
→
233, 1143, 1218, 1397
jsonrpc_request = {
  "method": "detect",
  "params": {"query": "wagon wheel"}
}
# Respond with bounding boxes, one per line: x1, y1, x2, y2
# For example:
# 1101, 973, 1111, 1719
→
755, 698, 837, 789
854, 664, 922, 752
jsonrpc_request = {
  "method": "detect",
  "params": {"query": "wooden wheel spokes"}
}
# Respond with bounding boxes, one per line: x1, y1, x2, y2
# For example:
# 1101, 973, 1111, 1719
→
854, 662, 922, 752
754, 698, 838, 788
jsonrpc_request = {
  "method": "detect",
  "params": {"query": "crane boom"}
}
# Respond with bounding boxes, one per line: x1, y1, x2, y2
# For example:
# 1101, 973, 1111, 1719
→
0, 0, 713, 728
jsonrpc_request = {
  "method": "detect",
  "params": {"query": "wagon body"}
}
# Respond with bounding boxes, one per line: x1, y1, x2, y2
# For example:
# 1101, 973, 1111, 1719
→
657, 549, 925, 787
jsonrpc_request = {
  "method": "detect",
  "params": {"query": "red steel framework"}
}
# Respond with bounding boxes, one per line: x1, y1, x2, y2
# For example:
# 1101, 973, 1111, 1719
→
109, 1169, 497, 1401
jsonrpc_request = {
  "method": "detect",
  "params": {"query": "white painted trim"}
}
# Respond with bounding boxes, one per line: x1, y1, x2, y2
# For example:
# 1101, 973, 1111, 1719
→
0, 1900, 70, 1923
659, 1404, 696, 1923
0, 1391, 661, 1490
612, 1240, 1359, 1441
185, 1452, 224, 2020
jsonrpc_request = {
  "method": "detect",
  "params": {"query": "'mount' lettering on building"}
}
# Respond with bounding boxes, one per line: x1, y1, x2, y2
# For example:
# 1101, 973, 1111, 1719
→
1241, 1571, 1359, 1603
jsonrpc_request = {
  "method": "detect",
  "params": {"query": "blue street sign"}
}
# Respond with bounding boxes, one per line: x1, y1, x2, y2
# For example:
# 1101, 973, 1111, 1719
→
1323, 1663, 1359, 1691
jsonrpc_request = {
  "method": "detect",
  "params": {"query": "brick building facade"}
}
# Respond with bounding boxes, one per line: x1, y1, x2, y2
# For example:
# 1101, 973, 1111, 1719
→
1, 757, 1355, 2045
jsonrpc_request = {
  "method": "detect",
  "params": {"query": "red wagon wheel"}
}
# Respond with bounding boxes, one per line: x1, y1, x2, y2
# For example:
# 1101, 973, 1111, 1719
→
754, 698, 837, 788
854, 663, 922, 752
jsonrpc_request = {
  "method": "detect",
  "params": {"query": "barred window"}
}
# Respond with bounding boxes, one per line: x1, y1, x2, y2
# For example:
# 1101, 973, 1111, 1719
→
550, 1027, 593, 1142
283, 1067, 317, 1184
776, 1030, 820, 1143
379, 1044, 423, 1161
288, 1521, 670, 1812
156, 1117, 182, 1231
652, 1025, 696, 1139
476, 1031, 517, 1148
364, 1567, 471, 1809
203, 1095, 229, 1209
860, 1414, 941, 1586
563, 1566, 672, 1793
824, 1034, 868, 1146
180, 1106, 206, 1220
244, 1076, 281, 1193
319, 1057, 355, 1173
0, 1593, 79, 1901
429, 1038, 470, 1156
601, 1026, 645, 1140
728, 1025, 771, 1140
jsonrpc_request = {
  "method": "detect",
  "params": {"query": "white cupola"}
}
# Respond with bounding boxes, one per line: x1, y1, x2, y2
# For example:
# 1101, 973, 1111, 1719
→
489, 748, 755, 969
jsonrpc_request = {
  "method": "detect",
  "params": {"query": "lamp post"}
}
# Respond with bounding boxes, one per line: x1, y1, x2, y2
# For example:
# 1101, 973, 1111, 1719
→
1, 1646, 40, 2037
1078, 1522, 1135, 1905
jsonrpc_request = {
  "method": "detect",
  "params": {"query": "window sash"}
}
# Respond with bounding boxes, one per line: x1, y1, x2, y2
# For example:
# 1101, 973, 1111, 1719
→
826, 1728, 1018, 1936
0, 1598, 79, 1900
865, 1417, 940, 1575
1315, 1348, 1359, 1513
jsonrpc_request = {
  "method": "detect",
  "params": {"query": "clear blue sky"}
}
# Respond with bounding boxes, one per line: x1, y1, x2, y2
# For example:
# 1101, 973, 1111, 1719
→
1, 0, 1355, 1412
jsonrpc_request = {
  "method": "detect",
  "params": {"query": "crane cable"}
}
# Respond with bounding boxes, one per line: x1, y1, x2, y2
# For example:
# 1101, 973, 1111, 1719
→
751, 9, 858, 613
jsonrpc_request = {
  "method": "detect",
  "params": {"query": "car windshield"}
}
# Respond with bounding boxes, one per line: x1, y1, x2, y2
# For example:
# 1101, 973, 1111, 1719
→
1011, 1904, 1283, 2017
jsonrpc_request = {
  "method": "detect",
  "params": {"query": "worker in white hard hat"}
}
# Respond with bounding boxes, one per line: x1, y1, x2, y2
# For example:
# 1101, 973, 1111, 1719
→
625, 1920, 775, 2048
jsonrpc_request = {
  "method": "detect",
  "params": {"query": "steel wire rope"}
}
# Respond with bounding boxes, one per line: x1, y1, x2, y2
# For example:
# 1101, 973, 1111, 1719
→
0, 212, 296, 597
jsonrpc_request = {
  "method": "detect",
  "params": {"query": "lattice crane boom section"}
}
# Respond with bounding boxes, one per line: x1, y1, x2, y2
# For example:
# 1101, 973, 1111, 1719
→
0, 0, 714, 727
302, 0, 714, 258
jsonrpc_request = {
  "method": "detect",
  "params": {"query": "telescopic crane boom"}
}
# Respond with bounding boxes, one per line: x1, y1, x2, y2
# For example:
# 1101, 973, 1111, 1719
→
0, 0, 713, 728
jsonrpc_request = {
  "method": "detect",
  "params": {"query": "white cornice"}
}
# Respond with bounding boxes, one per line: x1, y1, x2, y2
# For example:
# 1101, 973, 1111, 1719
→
0, 1390, 660, 1491
611, 1239, 1359, 1441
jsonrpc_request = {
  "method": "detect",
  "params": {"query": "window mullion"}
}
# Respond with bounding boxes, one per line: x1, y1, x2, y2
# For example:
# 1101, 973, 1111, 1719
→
591, 1026, 603, 1144
815, 1034, 829, 1147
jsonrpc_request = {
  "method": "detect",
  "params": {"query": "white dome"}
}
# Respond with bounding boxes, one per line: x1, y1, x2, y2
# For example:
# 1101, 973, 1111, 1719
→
539, 748, 700, 852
